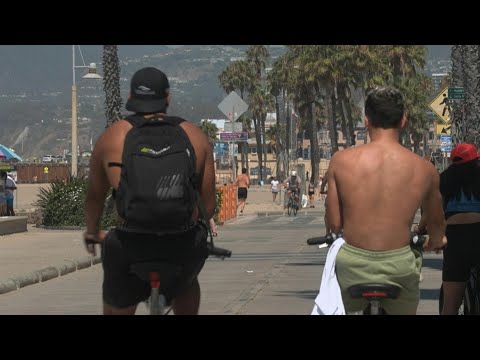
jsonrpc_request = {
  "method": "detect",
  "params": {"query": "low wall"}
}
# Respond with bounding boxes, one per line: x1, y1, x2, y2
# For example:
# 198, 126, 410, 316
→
0, 216, 28, 236
216, 184, 237, 223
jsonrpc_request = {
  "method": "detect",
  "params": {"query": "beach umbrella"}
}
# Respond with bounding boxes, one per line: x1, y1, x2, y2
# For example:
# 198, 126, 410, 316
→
0, 145, 22, 161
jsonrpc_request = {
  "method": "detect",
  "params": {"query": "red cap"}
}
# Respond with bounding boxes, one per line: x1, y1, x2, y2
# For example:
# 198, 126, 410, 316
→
450, 143, 480, 164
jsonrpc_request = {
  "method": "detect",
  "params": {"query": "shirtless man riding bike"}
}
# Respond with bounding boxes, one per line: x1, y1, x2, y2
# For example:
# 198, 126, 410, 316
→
326, 87, 447, 315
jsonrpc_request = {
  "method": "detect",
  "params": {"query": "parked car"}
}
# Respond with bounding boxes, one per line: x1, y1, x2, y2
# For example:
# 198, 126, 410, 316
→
42, 155, 54, 162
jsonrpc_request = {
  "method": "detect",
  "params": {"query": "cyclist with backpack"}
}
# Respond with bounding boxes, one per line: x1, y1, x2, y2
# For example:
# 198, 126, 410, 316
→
84, 67, 216, 315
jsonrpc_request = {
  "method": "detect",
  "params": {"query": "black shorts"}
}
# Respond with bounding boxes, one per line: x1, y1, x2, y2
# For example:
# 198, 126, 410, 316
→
101, 223, 209, 308
443, 222, 480, 282
238, 187, 248, 200
308, 191, 314, 196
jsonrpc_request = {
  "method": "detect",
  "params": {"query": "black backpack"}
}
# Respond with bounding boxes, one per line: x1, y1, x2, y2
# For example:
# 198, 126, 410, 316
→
113, 114, 198, 233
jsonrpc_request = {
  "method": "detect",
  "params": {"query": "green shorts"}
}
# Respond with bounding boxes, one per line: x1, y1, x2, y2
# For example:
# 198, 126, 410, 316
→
335, 243, 422, 315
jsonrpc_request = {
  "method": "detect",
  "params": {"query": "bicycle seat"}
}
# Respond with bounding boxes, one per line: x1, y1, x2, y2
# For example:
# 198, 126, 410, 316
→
348, 284, 401, 299
130, 262, 182, 283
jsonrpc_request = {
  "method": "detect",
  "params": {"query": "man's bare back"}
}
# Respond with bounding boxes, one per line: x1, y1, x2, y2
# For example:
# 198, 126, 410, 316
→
327, 141, 438, 251
235, 174, 250, 189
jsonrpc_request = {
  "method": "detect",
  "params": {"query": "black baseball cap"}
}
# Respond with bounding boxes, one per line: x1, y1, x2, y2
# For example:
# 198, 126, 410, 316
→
125, 67, 170, 113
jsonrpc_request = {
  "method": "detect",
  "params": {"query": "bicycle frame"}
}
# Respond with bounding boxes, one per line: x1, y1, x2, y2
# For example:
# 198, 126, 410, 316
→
463, 265, 480, 315
147, 272, 171, 315
287, 190, 299, 216
137, 239, 232, 315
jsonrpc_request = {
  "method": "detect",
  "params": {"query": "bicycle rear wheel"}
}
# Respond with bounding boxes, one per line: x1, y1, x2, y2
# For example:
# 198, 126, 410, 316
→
463, 271, 480, 315
439, 284, 465, 315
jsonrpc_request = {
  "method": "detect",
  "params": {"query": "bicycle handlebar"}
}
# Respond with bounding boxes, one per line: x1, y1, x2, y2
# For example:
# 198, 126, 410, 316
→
208, 244, 232, 258
306, 232, 428, 250
306, 233, 336, 246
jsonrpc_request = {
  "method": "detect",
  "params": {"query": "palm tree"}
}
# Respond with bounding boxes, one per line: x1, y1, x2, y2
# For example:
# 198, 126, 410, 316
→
268, 56, 296, 179
218, 60, 254, 170
450, 45, 466, 145
381, 45, 426, 82
246, 45, 269, 79
463, 46, 480, 145
102, 45, 123, 127
281, 45, 324, 183
199, 120, 218, 145
397, 75, 433, 154
248, 87, 274, 182
378, 45, 429, 146
449, 45, 480, 146
246, 45, 271, 180
218, 60, 252, 99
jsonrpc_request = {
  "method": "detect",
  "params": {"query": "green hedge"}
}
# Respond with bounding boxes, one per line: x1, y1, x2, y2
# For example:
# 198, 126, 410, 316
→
35, 176, 116, 228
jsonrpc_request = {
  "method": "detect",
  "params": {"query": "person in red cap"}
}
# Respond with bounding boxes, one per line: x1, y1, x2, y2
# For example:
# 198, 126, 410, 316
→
436, 143, 480, 314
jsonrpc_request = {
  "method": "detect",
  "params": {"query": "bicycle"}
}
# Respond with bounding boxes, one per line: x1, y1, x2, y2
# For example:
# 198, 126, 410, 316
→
287, 189, 299, 216
307, 232, 426, 315
438, 264, 480, 315
130, 232, 232, 315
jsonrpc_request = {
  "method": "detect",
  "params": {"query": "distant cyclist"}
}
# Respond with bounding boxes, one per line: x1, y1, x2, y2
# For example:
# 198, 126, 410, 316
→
326, 87, 446, 315
284, 170, 301, 208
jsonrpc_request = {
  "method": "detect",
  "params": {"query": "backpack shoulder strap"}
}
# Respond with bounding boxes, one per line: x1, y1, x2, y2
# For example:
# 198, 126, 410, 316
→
125, 114, 186, 128
124, 114, 150, 128
160, 115, 186, 126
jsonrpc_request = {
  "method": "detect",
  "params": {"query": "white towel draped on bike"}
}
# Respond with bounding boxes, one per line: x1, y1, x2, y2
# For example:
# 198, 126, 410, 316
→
311, 237, 346, 315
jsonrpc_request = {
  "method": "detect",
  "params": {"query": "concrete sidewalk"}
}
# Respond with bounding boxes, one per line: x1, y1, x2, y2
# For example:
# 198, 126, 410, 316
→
0, 187, 443, 314
0, 214, 443, 315
0, 225, 98, 293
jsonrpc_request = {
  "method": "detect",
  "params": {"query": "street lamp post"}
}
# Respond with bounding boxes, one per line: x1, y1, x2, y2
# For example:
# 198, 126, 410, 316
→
71, 45, 102, 177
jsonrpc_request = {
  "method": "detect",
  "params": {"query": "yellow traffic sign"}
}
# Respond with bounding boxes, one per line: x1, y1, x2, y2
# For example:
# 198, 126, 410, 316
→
436, 124, 451, 135
429, 86, 451, 124
44, 167, 49, 174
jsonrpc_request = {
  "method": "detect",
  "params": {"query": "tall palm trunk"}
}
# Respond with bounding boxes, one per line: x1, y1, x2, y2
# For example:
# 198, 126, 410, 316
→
308, 103, 320, 184
412, 131, 422, 154
274, 95, 282, 179
103, 45, 123, 127
238, 115, 247, 171
253, 117, 264, 182
451, 45, 466, 145
326, 87, 339, 155
239, 91, 248, 172
285, 102, 291, 176
337, 98, 348, 148
463, 45, 479, 144
261, 114, 267, 180
340, 84, 356, 147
